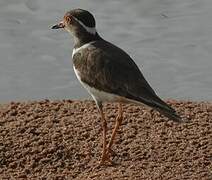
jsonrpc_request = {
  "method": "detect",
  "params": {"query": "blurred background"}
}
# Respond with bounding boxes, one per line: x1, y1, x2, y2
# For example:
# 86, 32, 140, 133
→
0, 0, 211, 102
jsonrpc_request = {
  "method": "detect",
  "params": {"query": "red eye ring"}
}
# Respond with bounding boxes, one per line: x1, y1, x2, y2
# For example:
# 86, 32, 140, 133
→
64, 16, 72, 24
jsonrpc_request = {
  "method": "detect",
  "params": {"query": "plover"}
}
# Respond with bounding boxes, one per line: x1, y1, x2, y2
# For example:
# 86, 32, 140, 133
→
52, 9, 182, 165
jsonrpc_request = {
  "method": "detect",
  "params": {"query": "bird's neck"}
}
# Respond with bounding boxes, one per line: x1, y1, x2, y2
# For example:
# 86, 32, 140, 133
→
72, 29, 102, 48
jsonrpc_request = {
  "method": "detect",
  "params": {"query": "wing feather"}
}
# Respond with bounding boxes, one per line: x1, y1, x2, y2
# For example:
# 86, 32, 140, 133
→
73, 40, 182, 121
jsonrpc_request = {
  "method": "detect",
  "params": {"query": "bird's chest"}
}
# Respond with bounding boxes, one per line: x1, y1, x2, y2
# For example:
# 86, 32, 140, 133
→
72, 43, 94, 68
72, 51, 86, 69
72, 47, 103, 81
72, 50, 94, 86
73, 65, 120, 103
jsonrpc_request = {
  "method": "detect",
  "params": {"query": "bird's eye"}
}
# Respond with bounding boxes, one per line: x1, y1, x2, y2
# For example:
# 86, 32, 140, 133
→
64, 16, 72, 24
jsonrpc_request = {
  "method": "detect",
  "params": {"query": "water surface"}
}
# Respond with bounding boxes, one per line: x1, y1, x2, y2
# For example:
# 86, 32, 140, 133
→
0, 0, 211, 102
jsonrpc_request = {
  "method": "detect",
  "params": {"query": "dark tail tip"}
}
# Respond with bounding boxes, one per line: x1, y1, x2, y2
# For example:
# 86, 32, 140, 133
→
157, 109, 187, 123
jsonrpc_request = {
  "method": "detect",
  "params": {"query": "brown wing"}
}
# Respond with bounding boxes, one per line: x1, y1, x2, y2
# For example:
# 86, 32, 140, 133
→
73, 40, 179, 114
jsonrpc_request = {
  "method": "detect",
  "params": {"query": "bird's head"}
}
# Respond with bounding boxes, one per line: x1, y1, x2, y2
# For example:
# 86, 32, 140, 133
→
52, 9, 97, 37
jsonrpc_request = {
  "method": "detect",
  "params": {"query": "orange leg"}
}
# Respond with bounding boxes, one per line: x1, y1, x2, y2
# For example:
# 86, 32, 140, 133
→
107, 103, 123, 155
97, 103, 112, 165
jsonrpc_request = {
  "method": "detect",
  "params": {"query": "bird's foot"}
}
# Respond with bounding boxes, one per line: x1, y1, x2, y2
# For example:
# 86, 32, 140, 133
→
98, 148, 118, 166
106, 147, 117, 157
99, 149, 118, 166
99, 152, 113, 165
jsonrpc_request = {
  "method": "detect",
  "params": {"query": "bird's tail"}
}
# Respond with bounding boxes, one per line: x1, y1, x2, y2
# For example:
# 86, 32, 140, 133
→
145, 96, 183, 122
132, 94, 184, 122
156, 107, 182, 122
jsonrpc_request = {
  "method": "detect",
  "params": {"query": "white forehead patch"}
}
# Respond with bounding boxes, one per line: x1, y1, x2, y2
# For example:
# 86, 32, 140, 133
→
73, 17, 96, 35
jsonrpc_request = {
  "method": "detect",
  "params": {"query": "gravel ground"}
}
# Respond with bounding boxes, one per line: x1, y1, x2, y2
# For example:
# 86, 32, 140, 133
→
0, 100, 211, 180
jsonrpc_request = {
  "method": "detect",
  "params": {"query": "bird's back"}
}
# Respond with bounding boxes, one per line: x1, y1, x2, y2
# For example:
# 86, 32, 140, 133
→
73, 39, 182, 122
73, 40, 156, 97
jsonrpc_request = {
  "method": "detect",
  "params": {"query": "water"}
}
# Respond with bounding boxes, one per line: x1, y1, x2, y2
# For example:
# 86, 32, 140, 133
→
0, 0, 211, 102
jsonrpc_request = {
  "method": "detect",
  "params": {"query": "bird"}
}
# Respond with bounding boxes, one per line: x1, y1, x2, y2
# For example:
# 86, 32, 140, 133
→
52, 8, 183, 165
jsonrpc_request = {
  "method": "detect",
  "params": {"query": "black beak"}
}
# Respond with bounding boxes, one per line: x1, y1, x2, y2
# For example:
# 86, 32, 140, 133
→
51, 22, 65, 29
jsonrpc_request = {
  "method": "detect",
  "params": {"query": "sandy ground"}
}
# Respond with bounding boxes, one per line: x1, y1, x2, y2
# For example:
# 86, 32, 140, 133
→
0, 100, 211, 179
1, 0, 212, 101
